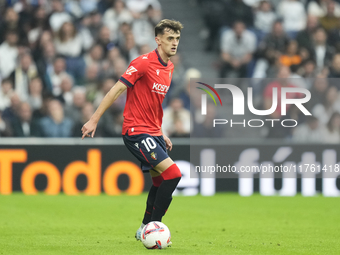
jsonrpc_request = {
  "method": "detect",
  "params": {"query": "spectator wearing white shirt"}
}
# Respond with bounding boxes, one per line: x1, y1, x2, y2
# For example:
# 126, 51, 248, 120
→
49, 0, 72, 32
220, 21, 256, 78
162, 98, 191, 137
254, 1, 277, 34
103, 0, 133, 36
308, 0, 340, 18
277, 0, 307, 36
54, 22, 83, 57
9, 53, 38, 102
0, 30, 19, 79
49, 57, 69, 96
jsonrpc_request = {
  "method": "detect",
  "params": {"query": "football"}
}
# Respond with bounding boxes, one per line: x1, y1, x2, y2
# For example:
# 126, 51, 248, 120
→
141, 221, 171, 249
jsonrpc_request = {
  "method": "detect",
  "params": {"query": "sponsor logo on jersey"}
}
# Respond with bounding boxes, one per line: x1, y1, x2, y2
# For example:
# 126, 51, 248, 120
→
169, 70, 172, 79
156, 69, 160, 76
134, 143, 139, 148
142, 55, 148, 59
126, 66, 137, 75
152, 83, 169, 93
150, 152, 157, 160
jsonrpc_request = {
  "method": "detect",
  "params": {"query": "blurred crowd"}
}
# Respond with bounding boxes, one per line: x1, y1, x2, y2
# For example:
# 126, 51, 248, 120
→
196, 0, 340, 142
0, 0, 192, 138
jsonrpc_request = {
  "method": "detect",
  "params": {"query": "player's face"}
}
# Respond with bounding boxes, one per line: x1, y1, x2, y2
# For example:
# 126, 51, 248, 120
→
157, 28, 180, 57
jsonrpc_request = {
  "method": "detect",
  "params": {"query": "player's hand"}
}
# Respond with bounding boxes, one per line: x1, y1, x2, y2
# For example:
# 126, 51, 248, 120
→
81, 119, 98, 139
163, 134, 172, 151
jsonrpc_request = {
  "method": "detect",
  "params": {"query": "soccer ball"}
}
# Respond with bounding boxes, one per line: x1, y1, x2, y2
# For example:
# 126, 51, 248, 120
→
141, 221, 171, 249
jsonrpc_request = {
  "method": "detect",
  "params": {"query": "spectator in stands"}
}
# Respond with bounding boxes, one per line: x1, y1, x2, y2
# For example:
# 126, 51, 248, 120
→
72, 102, 116, 137
328, 53, 340, 79
9, 53, 38, 101
226, 0, 254, 28
0, 8, 27, 45
27, 77, 43, 111
49, 57, 69, 96
57, 76, 74, 106
120, 32, 139, 63
54, 22, 87, 82
65, 0, 98, 19
292, 116, 324, 142
177, 68, 202, 110
279, 40, 302, 67
305, 75, 329, 110
97, 26, 115, 55
192, 103, 224, 138
254, 0, 277, 34
254, 20, 290, 78
319, 1, 340, 32
308, 0, 340, 17
263, 66, 299, 119
64, 86, 87, 122
49, 0, 72, 32
84, 44, 105, 68
328, 17, 340, 51
93, 78, 115, 108
312, 86, 340, 124
0, 110, 12, 137
200, 0, 226, 51
0, 79, 14, 111
321, 111, 340, 143
277, 0, 306, 37
296, 16, 319, 52
103, 0, 133, 35
40, 99, 74, 137
11, 102, 42, 137
27, 7, 50, 48
112, 57, 127, 80
162, 98, 191, 137
2, 93, 21, 123
35, 41, 56, 91
0, 30, 19, 79
220, 21, 256, 78
83, 64, 100, 89
131, 11, 156, 49
310, 27, 334, 71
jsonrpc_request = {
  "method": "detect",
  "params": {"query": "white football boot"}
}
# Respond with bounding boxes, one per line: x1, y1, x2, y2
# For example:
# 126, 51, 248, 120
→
135, 223, 145, 241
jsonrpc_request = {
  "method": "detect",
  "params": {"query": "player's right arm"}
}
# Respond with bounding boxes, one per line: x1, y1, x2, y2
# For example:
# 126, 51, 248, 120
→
81, 81, 127, 139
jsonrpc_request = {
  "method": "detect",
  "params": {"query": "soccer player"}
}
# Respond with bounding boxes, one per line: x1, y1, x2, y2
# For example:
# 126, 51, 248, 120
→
81, 19, 183, 243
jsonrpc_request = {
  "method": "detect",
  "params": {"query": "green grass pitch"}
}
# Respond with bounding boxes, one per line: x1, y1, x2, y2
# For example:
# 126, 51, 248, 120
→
0, 193, 339, 255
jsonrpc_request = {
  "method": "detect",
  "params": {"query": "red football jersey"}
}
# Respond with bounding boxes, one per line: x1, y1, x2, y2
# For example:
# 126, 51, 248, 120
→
119, 49, 174, 136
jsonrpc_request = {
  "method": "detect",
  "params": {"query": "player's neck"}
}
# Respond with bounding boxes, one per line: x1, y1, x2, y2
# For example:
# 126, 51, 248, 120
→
156, 47, 170, 64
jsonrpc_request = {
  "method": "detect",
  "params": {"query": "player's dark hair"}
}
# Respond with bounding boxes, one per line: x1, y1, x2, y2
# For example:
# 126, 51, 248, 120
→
155, 19, 183, 37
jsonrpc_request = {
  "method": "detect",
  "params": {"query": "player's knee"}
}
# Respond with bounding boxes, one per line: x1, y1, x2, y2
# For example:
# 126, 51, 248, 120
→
152, 175, 163, 187
161, 164, 182, 180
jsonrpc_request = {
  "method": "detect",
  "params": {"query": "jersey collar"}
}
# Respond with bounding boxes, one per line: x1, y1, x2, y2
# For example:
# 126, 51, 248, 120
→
155, 49, 168, 67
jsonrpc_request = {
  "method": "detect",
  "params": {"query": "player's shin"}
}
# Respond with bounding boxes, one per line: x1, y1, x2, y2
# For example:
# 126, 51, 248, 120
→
151, 164, 182, 222
142, 175, 163, 225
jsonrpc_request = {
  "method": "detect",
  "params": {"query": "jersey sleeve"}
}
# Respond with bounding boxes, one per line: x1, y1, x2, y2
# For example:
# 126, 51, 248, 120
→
119, 57, 149, 88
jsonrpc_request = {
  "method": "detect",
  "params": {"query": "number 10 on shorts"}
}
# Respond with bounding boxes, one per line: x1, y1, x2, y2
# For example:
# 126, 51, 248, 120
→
141, 137, 157, 152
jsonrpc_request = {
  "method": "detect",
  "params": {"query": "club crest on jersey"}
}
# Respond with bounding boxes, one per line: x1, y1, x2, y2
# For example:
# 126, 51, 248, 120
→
156, 69, 160, 76
150, 152, 157, 160
126, 66, 137, 75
